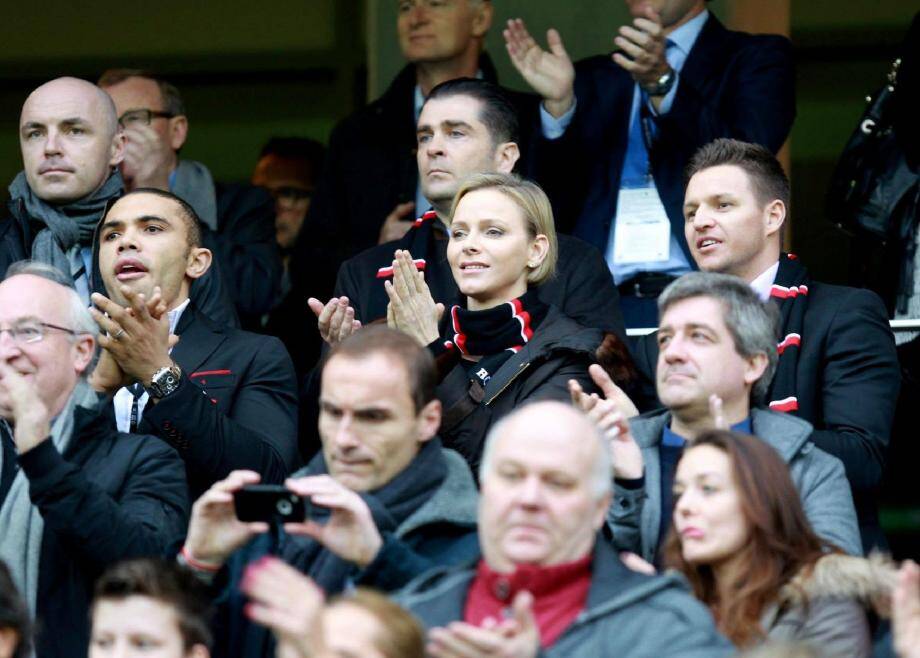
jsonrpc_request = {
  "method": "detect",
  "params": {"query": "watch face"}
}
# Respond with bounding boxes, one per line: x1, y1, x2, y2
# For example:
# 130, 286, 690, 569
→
150, 366, 181, 398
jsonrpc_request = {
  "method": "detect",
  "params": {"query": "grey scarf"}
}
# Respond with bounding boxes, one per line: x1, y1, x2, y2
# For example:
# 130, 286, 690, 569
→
0, 380, 100, 617
171, 160, 218, 231
8, 170, 123, 289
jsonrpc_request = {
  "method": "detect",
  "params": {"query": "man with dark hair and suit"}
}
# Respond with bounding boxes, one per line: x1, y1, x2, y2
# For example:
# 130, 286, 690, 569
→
579, 271, 861, 563
0, 261, 188, 658
311, 78, 626, 345
505, 0, 795, 327
99, 69, 282, 329
88, 188, 299, 499
630, 138, 900, 551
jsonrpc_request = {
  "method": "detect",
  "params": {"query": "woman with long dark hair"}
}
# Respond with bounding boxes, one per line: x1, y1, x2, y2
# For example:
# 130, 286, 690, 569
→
665, 430, 894, 655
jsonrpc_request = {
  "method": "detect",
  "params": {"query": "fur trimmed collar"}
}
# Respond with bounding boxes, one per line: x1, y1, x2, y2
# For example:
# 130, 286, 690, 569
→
778, 553, 897, 617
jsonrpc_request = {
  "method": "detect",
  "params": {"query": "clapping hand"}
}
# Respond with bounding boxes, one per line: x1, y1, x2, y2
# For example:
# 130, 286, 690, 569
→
0, 360, 51, 454
308, 297, 361, 346
504, 18, 575, 118
428, 591, 540, 658
569, 364, 643, 480
612, 5, 671, 95
90, 286, 176, 385
385, 249, 443, 346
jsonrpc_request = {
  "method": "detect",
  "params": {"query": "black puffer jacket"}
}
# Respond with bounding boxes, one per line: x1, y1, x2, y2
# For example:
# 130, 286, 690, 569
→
436, 305, 602, 473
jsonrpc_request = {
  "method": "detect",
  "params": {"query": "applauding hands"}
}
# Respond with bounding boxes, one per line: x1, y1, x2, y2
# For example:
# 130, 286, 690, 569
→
503, 19, 575, 118
385, 249, 444, 346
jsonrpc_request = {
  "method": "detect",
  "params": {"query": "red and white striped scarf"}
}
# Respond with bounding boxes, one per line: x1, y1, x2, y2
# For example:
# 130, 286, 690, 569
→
767, 254, 810, 413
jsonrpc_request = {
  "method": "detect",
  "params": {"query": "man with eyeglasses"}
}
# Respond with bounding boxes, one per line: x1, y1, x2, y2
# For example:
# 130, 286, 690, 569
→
99, 69, 282, 330
0, 259, 189, 658
251, 137, 327, 377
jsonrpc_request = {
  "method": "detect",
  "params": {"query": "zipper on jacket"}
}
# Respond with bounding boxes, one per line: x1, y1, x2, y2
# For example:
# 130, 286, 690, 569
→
485, 362, 530, 406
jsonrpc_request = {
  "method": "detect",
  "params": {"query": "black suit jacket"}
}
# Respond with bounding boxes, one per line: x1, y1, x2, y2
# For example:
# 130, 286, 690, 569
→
211, 182, 283, 328
536, 15, 795, 257
335, 221, 627, 339
632, 280, 900, 549
137, 305, 300, 499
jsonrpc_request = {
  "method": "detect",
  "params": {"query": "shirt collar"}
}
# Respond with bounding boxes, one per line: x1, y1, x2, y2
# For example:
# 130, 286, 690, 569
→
662, 415, 752, 447
749, 261, 781, 302
666, 9, 709, 60
473, 554, 593, 601
167, 298, 190, 335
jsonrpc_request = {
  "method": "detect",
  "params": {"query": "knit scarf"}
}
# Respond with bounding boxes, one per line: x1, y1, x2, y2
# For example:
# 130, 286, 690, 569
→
767, 254, 810, 414
447, 289, 548, 387
8, 170, 123, 286
374, 209, 439, 279
0, 380, 99, 618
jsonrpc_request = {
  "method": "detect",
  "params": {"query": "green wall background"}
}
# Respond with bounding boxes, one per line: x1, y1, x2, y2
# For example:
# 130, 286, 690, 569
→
0, 0, 914, 281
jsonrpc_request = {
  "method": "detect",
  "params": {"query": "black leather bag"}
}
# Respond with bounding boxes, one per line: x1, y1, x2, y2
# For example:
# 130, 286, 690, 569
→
827, 58, 919, 242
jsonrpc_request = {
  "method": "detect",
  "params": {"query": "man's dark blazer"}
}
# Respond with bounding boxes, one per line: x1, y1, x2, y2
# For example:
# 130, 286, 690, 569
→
334, 222, 627, 340
535, 14, 795, 258
134, 304, 300, 499
211, 182, 283, 329
631, 280, 900, 550
289, 53, 542, 303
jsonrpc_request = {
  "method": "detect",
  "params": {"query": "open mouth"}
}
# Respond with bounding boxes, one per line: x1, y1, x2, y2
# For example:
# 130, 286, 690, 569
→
696, 237, 721, 250
460, 262, 489, 271
114, 259, 149, 281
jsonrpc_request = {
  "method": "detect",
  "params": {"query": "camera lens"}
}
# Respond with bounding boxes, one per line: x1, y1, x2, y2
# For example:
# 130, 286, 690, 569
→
276, 499, 293, 516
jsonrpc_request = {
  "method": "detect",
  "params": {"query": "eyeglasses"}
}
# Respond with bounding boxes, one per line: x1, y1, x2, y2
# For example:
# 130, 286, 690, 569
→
398, 0, 458, 12
0, 321, 81, 345
118, 109, 176, 127
270, 186, 313, 203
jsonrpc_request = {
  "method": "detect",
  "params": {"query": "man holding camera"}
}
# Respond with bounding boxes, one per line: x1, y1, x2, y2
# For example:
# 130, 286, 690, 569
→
179, 326, 480, 658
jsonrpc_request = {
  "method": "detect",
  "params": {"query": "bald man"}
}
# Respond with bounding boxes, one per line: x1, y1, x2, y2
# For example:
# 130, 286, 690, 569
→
398, 400, 731, 658
1, 76, 239, 325
1, 77, 125, 303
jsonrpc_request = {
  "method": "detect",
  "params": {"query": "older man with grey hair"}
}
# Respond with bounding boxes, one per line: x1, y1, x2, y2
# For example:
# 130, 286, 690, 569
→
398, 400, 732, 658
575, 271, 861, 564
0, 261, 188, 658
